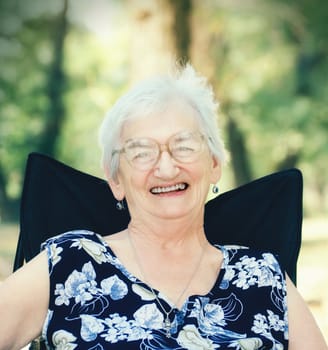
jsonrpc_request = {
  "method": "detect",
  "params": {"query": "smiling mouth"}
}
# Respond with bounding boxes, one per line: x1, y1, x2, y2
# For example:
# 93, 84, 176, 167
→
150, 183, 188, 194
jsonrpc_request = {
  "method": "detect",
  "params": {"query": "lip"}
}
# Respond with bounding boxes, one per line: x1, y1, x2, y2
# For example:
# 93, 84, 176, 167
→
150, 182, 188, 195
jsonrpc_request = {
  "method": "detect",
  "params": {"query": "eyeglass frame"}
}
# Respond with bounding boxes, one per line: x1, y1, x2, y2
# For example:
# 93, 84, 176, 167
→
112, 130, 209, 171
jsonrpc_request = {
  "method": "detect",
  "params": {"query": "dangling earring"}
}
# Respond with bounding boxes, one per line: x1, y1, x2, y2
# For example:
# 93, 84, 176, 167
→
212, 185, 219, 194
116, 200, 125, 210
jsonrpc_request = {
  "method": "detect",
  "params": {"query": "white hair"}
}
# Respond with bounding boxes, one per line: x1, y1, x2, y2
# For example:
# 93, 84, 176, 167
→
99, 64, 228, 179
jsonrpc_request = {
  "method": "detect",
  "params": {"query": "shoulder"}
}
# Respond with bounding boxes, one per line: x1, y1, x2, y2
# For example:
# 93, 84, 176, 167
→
218, 245, 287, 296
41, 229, 101, 247
219, 245, 284, 273
220, 244, 279, 259
41, 230, 110, 273
41, 229, 108, 256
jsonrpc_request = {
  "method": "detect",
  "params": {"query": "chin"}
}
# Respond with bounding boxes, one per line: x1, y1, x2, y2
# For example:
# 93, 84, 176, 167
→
153, 206, 196, 220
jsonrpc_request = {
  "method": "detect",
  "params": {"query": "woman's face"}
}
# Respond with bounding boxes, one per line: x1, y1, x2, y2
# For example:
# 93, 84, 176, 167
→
108, 100, 221, 223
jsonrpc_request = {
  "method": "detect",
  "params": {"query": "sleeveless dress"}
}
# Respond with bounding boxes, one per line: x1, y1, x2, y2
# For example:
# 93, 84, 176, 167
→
41, 230, 289, 349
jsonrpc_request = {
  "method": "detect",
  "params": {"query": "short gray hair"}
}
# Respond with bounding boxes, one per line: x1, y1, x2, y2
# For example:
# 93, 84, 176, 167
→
99, 64, 228, 179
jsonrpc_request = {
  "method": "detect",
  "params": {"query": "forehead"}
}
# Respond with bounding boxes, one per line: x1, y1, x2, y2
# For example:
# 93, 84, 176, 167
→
121, 100, 201, 141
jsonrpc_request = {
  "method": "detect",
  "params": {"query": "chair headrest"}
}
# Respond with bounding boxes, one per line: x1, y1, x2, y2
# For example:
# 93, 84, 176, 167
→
15, 152, 302, 284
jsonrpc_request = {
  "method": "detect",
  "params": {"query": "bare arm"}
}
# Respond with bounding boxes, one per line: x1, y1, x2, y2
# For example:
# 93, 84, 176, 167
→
0, 251, 49, 350
287, 274, 327, 349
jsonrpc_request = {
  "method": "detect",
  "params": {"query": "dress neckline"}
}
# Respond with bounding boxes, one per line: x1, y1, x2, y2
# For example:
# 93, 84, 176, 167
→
94, 232, 229, 310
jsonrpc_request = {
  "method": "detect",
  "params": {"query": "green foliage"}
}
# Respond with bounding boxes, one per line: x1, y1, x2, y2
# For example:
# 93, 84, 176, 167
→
192, 0, 327, 214
0, 0, 327, 220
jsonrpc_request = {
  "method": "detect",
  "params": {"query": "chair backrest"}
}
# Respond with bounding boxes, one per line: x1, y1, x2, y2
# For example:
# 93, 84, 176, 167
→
14, 152, 303, 284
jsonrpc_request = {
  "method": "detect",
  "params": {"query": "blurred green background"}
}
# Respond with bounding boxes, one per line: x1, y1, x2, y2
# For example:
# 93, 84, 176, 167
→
0, 0, 327, 342
0, 0, 327, 222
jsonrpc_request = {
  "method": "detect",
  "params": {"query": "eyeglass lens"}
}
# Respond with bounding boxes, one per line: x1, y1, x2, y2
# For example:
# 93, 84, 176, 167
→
122, 131, 203, 169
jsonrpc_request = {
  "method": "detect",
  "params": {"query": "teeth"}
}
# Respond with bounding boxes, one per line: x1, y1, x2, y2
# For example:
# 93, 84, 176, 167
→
151, 183, 187, 194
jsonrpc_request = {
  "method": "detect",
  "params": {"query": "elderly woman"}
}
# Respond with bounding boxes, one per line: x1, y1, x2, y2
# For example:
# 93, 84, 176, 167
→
0, 65, 326, 350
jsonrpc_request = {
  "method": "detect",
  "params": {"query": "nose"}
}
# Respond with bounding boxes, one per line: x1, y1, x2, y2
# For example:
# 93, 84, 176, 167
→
153, 150, 179, 179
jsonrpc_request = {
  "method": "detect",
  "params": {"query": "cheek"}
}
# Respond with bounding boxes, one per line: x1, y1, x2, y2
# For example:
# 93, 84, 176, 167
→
202, 153, 221, 183
187, 164, 212, 193
119, 169, 150, 199
194, 157, 215, 180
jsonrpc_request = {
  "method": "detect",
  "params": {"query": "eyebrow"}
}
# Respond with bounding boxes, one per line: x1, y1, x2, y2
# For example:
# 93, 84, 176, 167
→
125, 138, 154, 146
123, 130, 195, 144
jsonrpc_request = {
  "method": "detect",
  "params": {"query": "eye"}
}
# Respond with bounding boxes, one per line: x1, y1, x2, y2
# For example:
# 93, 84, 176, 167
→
173, 138, 198, 153
174, 144, 195, 152
132, 148, 153, 160
125, 140, 157, 163
170, 132, 203, 160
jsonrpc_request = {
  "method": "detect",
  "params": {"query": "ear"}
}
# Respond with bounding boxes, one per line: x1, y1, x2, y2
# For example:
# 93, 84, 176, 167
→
104, 167, 125, 201
209, 156, 222, 184
107, 176, 125, 201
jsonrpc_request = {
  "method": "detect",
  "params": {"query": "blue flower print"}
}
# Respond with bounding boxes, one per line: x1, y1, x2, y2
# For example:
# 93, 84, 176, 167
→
267, 310, 286, 332
134, 303, 164, 330
224, 253, 285, 294
251, 310, 287, 349
191, 295, 243, 335
100, 275, 128, 300
48, 243, 63, 267
252, 313, 270, 335
52, 329, 78, 349
71, 237, 108, 264
65, 263, 97, 305
80, 314, 105, 342
227, 337, 263, 349
188, 295, 246, 346
177, 324, 218, 349
220, 265, 236, 290
54, 283, 70, 306
54, 262, 98, 307
101, 313, 152, 343
203, 302, 226, 327
233, 256, 262, 290
43, 234, 289, 349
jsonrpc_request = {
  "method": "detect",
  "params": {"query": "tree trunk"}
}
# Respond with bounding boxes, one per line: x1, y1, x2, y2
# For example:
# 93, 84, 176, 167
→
38, 0, 68, 157
167, 0, 192, 62
128, 0, 191, 81
0, 162, 9, 220
0, 162, 19, 221
226, 113, 253, 186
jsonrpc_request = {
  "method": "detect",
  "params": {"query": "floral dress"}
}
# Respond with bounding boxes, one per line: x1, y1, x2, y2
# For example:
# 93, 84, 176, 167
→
41, 230, 289, 349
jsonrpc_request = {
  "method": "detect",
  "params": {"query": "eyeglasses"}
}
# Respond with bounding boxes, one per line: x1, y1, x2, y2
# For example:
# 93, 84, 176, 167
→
112, 131, 206, 171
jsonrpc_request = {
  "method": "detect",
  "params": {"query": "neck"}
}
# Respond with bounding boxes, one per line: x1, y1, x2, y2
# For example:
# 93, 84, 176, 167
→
127, 204, 208, 249
128, 217, 207, 252
127, 226, 208, 310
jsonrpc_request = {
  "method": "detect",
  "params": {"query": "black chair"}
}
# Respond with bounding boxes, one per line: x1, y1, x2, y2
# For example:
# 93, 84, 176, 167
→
14, 152, 303, 285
